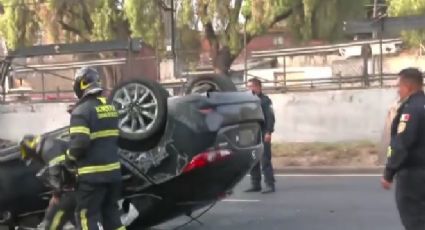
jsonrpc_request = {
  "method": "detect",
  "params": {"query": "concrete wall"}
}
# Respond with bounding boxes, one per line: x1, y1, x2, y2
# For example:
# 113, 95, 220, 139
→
269, 88, 398, 143
0, 88, 398, 143
0, 103, 71, 142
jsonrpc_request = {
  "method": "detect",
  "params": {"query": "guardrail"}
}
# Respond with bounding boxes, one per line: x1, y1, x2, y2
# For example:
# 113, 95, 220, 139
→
0, 73, 401, 103
233, 73, 400, 94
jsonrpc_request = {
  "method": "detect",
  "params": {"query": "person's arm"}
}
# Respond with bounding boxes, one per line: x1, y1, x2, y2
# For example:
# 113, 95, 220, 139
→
384, 106, 420, 182
66, 106, 91, 162
261, 96, 275, 143
263, 97, 275, 134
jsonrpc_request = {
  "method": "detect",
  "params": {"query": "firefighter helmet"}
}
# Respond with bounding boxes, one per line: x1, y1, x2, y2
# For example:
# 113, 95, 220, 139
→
73, 67, 103, 99
19, 134, 42, 161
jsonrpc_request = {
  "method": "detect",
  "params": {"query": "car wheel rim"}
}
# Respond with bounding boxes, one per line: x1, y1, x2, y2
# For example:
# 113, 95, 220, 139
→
112, 83, 158, 135
190, 80, 220, 93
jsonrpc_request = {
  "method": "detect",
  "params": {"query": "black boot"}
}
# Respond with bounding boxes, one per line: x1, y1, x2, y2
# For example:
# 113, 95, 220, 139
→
261, 184, 275, 194
244, 185, 261, 192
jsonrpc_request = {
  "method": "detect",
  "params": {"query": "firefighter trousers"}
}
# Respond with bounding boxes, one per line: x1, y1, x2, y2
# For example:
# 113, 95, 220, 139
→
44, 192, 77, 230
75, 182, 125, 230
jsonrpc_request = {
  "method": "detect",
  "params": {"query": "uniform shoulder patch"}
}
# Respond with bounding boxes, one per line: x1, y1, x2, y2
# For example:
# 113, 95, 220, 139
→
400, 114, 410, 122
397, 122, 407, 134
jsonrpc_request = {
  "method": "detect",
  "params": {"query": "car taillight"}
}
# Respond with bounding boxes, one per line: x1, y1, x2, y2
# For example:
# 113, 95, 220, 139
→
199, 108, 214, 114
182, 149, 232, 173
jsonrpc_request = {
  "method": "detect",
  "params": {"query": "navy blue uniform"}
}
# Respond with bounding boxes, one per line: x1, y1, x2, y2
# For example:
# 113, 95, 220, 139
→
250, 93, 276, 189
67, 95, 124, 230
32, 137, 76, 230
384, 90, 425, 230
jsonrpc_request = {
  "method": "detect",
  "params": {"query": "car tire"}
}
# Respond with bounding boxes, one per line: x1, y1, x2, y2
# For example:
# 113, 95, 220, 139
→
108, 78, 168, 151
185, 74, 237, 94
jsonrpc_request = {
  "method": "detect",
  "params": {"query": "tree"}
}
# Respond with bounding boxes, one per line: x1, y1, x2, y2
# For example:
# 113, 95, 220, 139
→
387, 0, 425, 47
0, 0, 41, 49
177, 0, 368, 75
0, 0, 165, 88
0, 0, 369, 78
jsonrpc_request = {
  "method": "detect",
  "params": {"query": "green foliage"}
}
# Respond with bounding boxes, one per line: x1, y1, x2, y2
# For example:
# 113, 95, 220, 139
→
387, 0, 425, 47
288, 0, 368, 42
241, 0, 252, 19
0, 0, 371, 66
0, 0, 165, 50
91, 0, 118, 41
123, 0, 163, 47
0, 0, 41, 49
177, 0, 195, 28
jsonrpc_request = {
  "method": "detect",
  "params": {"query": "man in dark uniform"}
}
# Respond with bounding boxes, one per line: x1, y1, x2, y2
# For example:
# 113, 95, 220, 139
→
381, 67, 425, 230
19, 134, 76, 230
245, 78, 276, 194
65, 66, 125, 230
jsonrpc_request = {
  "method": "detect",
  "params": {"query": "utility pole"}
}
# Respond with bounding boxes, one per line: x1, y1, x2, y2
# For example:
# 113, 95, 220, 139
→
372, 0, 378, 78
171, 0, 176, 78
243, 18, 247, 84
372, 0, 379, 35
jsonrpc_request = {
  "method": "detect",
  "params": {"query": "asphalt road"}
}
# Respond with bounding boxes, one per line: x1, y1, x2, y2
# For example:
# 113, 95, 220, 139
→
155, 174, 404, 230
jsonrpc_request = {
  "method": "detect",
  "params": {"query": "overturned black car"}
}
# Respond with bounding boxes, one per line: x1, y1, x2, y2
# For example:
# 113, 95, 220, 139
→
0, 76, 265, 229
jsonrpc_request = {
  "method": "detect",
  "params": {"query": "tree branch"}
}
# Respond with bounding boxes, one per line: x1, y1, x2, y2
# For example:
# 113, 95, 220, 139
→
157, 0, 173, 11
269, 2, 303, 28
58, 19, 90, 41
79, 0, 93, 32
232, 0, 243, 25
205, 22, 218, 47
19, 6, 28, 47
225, 0, 243, 35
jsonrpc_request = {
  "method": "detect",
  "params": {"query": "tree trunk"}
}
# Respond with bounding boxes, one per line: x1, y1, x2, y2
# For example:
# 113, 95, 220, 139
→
204, 2, 299, 77
212, 46, 235, 76
361, 44, 371, 87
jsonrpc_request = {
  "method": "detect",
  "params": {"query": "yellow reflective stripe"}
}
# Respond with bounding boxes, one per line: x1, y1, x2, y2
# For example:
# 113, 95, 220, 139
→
80, 80, 90, 90
387, 146, 392, 158
49, 155, 66, 166
116, 226, 126, 230
80, 209, 88, 230
20, 145, 27, 159
50, 210, 64, 230
90, 129, 119, 140
66, 149, 76, 161
69, 126, 90, 135
97, 97, 107, 104
78, 162, 121, 175
28, 135, 41, 149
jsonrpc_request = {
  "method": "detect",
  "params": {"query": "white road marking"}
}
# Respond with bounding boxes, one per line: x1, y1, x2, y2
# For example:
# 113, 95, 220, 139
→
222, 199, 261, 202
273, 174, 381, 177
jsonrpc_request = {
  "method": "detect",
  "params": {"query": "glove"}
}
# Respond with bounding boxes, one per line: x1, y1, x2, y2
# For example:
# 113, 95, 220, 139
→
63, 159, 77, 174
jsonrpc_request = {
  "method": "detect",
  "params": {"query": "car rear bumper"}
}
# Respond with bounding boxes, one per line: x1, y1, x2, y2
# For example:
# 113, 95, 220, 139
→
127, 123, 263, 228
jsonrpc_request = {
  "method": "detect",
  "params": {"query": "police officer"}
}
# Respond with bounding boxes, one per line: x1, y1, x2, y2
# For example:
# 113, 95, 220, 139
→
381, 67, 425, 230
245, 78, 276, 194
19, 134, 76, 230
65, 67, 125, 230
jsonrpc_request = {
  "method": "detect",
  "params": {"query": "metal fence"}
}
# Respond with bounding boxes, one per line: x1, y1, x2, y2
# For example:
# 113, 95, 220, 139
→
1, 72, 402, 103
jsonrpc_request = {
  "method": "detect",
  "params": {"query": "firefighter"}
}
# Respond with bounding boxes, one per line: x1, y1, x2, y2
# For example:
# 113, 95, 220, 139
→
19, 134, 76, 230
65, 66, 125, 230
381, 67, 425, 230
245, 78, 276, 194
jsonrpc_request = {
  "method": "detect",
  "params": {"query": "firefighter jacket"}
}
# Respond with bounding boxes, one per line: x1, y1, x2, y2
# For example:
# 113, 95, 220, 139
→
35, 137, 70, 192
66, 95, 121, 183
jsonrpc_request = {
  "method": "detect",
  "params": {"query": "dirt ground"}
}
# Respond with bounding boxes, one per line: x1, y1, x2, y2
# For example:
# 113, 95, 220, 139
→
271, 141, 381, 167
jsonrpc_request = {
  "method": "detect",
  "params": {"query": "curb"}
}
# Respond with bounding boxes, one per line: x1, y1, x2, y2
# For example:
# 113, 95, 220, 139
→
273, 166, 385, 174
